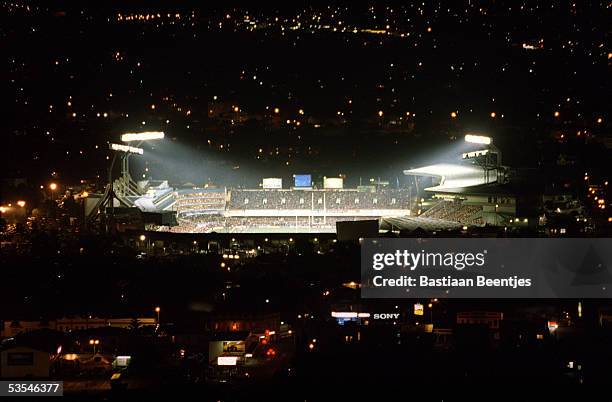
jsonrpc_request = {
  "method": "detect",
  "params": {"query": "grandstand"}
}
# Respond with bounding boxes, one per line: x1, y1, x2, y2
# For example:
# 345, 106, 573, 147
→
167, 187, 413, 233
119, 134, 531, 234
380, 216, 465, 232
401, 136, 534, 228
419, 199, 484, 225
174, 188, 226, 217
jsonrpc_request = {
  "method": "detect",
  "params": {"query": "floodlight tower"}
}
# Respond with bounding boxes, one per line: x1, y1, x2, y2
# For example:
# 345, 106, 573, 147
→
118, 131, 164, 197
87, 131, 164, 231
463, 135, 501, 184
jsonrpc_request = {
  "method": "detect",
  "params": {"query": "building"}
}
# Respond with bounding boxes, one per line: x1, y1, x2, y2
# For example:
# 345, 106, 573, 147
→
1, 317, 156, 338
0, 346, 50, 378
456, 311, 503, 330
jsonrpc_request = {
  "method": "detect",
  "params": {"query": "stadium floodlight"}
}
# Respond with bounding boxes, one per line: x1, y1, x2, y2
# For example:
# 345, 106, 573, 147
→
405, 163, 482, 177
121, 131, 165, 142
465, 134, 492, 145
109, 143, 144, 154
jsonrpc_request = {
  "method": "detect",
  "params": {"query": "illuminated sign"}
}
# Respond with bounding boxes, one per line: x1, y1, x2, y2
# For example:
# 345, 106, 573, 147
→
114, 356, 131, 367
332, 312, 371, 318
294, 174, 312, 187
323, 177, 343, 189
217, 356, 238, 366
373, 313, 400, 320
223, 341, 245, 353
262, 178, 282, 189
331, 312, 358, 318
414, 303, 424, 316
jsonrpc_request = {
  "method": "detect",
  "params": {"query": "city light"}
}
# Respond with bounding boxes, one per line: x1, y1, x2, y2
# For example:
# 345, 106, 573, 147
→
217, 356, 238, 366
465, 134, 492, 145
4, 3, 612, 394
89, 339, 100, 354
331, 312, 358, 318
121, 131, 165, 142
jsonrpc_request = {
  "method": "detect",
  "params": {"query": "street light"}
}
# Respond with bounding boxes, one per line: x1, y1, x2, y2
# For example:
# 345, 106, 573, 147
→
89, 339, 100, 354
155, 306, 161, 324
49, 183, 58, 191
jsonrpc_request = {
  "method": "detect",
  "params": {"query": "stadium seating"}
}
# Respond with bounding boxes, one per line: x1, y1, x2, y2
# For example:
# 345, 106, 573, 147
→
227, 189, 411, 211
169, 188, 413, 233
419, 200, 483, 225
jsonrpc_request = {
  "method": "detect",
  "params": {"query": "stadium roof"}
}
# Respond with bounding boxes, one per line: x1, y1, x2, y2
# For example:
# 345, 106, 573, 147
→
404, 163, 495, 191
428, 182, 540, 196
175, 187, 225, 194
380, 216, 465, 231
404, 163, 482, 177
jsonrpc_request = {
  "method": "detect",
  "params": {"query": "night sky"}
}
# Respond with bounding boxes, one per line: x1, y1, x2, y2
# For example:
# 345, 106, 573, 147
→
2, 0, 610, 189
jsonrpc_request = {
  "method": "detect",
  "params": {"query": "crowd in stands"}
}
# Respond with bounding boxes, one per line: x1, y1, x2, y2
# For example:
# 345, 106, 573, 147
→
226, 189, 411, 211
167, 188, 413, 233
175, 190, 226, 216
420, 200, 483, 225
168, 215, 381, 233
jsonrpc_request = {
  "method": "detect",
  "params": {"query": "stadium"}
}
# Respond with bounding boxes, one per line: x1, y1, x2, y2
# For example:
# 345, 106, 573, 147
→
87, 134, 541, 234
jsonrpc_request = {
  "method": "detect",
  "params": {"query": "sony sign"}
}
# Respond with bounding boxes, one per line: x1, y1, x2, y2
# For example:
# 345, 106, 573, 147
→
373, 313, 400, 320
